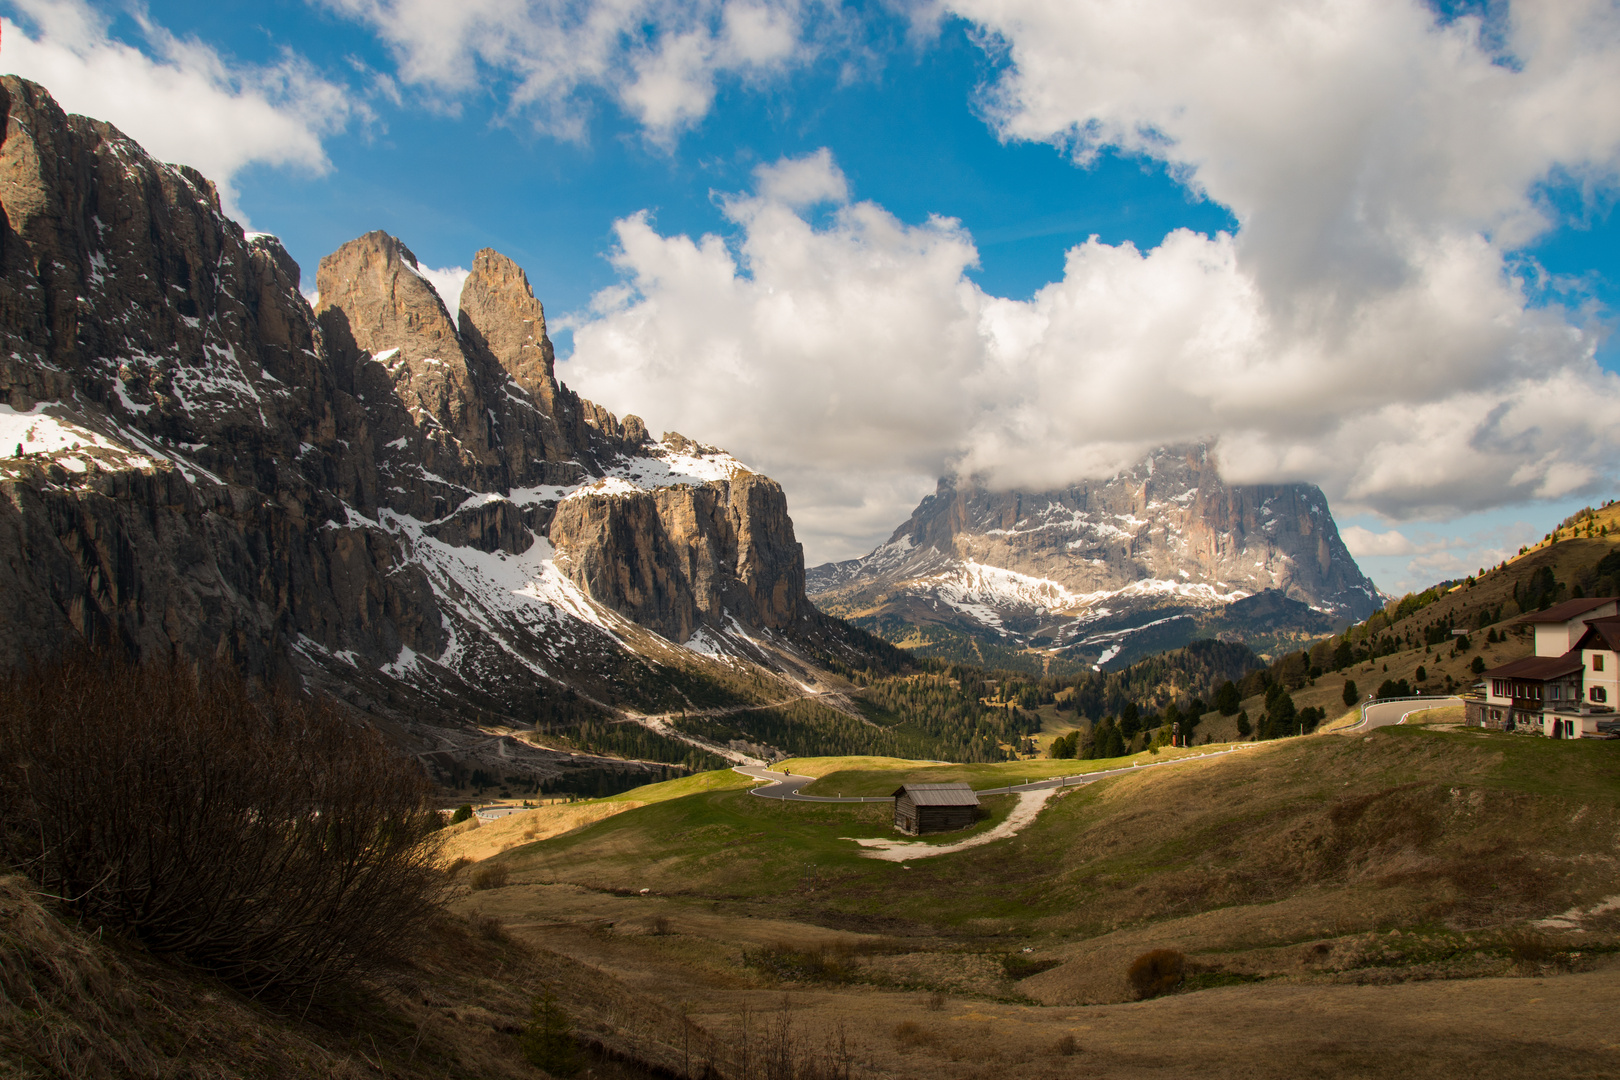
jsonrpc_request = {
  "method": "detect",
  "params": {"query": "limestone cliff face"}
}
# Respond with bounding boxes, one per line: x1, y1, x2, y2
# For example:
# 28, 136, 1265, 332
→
549, 470, 807, 643
0, 76, 441, 681
809, 445, 1380, 667
0, 77, 832, 769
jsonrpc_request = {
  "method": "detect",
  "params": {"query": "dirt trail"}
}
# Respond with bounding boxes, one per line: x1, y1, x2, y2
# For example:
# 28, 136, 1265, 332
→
843, 786, 1057, 861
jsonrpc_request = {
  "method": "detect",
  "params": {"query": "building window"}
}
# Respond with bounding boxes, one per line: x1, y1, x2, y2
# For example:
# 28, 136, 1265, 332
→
1596, 654, 1607, 672
1550, 685, 1561, 700
1593, 687, 1608, 703
1490, 709, 1501, 721
1492, 679, 1506, 697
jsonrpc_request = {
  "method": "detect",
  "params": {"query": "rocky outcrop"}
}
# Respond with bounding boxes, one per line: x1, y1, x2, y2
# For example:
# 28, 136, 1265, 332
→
549, 471, 807, 643
809, 445, 1380, 667
0, 76, 839, 778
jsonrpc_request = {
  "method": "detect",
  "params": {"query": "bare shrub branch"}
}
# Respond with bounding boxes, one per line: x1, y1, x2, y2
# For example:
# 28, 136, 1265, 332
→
0, 650, 445, 996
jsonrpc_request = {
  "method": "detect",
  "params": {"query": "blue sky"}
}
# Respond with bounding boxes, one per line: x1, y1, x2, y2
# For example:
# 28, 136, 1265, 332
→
6, 0, 1620, 594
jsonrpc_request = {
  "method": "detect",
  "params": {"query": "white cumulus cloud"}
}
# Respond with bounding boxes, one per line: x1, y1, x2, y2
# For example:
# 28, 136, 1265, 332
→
318, 0, 826, 142
0, 0, 363, 224
568, 141, 1620, 564
568, 1, 1620, 565
1340, 526, 1416, 559
565, 150, 984, 557
417, 264, 471, 313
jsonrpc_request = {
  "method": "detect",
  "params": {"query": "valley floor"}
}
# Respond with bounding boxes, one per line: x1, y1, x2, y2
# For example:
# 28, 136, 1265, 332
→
455, 726, 1620, 1078
468, 888, 1620, 1080
11, 725, 1617, 1079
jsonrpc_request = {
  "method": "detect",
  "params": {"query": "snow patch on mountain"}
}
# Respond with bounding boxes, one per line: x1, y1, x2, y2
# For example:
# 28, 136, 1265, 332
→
0, 403, 155, 468
926, 561, 1090, 620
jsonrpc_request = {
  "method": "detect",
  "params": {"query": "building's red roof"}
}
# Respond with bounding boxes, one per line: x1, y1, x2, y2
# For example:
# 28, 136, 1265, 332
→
1484, 653, 1584, 681
1575, 616, 1620, 652
1512, 597, 1618, 626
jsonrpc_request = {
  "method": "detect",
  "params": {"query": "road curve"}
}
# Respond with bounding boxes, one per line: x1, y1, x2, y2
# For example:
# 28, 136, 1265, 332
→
1345, 695, 1464, 733
734, 745, 1256, 803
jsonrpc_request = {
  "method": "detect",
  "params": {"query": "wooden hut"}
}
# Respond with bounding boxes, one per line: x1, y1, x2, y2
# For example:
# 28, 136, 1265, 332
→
892, 783, 979, 835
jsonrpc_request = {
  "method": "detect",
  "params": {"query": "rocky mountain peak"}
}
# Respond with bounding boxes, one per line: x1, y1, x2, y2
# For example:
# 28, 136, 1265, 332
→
315, 231, 498, 495
315, 231, 461, 364
0, 76, 879, 786
458, 247, 556, 399
810, 443, 1381, 669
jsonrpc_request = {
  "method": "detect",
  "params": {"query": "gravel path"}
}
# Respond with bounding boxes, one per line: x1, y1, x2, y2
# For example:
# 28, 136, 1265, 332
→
841, 786, 1058, 862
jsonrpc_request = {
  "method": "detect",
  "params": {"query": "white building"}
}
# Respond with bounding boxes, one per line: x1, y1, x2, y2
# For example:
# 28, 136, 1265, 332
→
1471, 598, 1619, 737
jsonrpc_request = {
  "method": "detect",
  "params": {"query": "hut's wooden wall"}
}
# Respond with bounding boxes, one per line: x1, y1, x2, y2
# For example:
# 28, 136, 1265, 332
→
894, 797, 978, 835
895, 795, 920, 834
917, 804, 978, 834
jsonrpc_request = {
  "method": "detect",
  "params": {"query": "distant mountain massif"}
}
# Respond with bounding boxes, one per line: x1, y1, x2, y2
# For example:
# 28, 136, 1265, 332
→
809, 446, 1382, 672
0, 76, 892, 787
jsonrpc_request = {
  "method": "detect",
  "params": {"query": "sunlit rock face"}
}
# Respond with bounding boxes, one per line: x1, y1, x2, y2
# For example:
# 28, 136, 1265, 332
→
809, 446, 1381, 669
0, 76, 863, 782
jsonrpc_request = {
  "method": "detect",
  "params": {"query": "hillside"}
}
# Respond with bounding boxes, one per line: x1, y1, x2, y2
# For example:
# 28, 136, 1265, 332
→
1022, 505, 1620, 755
1233, 505, 1620, 732
451, 726, 1620, 1078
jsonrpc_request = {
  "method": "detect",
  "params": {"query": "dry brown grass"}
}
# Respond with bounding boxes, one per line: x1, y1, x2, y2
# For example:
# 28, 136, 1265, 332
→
469, 863, 511, 891
437, 800, 644, 864
0, 874, 164, 1079
891, 1019, 938, 1049
0, 871, 726, 1080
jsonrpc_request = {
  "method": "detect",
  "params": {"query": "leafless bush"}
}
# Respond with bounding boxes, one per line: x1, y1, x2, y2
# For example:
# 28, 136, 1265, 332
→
734, 998, 863, 1080
1052, 1033, 1078, 1056
649, 914, 672, 935
1504, 928, 1554, 964
469, 913, 508, 942
469, 862, 511, 891
744, 942, 858, 983
891, 1020, 936, 1048
1127, 949, 1186, 1000
925, 992, 946, 1011
762, 998, 799, 1080
0, 650, 444, 996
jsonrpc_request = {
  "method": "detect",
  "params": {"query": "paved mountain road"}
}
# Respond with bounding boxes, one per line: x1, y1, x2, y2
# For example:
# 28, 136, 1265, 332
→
734, 745, 1256, 803
1347, 695, 1465, 733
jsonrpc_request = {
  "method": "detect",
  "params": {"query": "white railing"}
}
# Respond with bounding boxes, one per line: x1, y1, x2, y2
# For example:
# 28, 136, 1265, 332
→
1358, 694, 1464, 726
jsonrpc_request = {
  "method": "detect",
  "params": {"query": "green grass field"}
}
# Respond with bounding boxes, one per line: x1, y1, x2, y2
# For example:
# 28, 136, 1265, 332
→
598, 767, 755, 803
774, 755, 951, 778
495, 726, 1620, 942
793, 742, 1244, 796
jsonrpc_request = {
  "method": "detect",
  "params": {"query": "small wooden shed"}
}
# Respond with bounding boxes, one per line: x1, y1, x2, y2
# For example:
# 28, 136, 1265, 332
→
892, 783, 979, 835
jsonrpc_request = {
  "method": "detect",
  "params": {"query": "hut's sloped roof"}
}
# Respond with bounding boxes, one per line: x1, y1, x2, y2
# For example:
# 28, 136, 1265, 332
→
892, 782, 979, 806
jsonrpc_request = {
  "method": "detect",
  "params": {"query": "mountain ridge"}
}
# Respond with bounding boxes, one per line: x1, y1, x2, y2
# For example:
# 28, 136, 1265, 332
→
0, 75, 887, 785
809, 445, 1380, 670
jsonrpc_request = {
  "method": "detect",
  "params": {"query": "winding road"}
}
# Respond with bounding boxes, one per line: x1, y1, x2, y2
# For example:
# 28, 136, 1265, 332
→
1346, 695, 1464, 732
733, 744, 1257, 803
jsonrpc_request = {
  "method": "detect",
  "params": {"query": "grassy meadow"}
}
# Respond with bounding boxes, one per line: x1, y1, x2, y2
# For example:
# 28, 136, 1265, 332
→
440, 723, 1620, 1077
